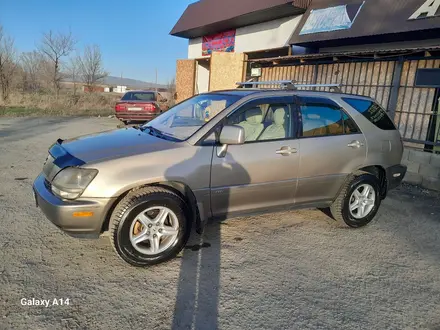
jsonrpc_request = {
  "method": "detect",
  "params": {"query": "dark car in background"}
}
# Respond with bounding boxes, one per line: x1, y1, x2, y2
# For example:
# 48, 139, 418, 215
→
115, 90, 169, 125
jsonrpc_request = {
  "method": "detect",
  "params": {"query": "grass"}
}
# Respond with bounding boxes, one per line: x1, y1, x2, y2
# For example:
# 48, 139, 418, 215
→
0, 91, 118, 118
0, 106, 114, 117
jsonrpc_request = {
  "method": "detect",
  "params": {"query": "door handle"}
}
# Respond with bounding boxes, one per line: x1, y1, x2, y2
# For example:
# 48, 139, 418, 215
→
347, 140, 364, 148
276, 146, 297, 156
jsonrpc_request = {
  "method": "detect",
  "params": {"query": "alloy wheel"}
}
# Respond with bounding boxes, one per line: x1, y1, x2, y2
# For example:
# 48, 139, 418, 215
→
349, 184, 376, 219
129, 206, 180, 255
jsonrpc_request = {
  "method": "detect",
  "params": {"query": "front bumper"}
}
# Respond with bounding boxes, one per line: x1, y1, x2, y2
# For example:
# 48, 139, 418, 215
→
386, 164, 407, 191
32, 174, 115, 238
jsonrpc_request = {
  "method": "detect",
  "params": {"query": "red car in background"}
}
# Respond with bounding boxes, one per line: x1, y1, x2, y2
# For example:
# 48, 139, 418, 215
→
115, 90, 169, 125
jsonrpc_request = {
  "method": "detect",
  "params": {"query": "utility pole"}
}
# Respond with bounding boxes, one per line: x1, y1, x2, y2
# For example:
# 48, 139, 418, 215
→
155, 68, 158, 93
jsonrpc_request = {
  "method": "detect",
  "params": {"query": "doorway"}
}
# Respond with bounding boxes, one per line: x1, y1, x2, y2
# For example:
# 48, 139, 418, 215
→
195, 58, 210, 94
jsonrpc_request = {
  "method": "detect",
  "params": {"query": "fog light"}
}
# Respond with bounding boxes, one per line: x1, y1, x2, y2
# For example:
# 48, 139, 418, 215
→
73, 211, 94, 217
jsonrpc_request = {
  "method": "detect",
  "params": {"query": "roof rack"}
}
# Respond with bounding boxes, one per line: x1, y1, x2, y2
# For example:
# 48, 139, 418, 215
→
236, 80, 343, 93
236, 80, 296, 89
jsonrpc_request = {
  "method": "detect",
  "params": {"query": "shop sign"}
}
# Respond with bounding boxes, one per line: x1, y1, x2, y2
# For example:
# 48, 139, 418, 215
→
409, 0, 440, 20
202, 30, 236, 56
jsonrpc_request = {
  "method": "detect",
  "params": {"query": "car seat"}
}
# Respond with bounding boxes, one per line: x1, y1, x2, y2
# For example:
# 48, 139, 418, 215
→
238, 107, 264, 141
259, 108, 287, 140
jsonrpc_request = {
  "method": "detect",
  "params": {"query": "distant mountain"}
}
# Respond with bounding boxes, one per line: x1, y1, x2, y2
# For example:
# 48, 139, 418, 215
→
102, 76, 167, 89
63, 75, 167, 89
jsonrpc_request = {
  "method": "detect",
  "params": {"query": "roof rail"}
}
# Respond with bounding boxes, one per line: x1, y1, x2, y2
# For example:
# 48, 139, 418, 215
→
236, 80, 296, 89
236, 80, 343, 92
294, 84, 343, 92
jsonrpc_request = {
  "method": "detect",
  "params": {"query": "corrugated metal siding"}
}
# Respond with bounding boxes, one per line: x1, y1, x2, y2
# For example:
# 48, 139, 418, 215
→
249, 46, 440, 64
395, 59, 440, 142
260, 61, 393, 109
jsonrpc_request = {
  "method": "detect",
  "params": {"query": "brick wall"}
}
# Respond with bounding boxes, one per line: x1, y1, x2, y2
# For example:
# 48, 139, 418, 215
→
402, 148, 440, 191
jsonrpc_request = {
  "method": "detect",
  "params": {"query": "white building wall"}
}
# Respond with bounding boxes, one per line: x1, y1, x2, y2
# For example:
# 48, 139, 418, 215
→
235, 15, 302, 53
187, 15, 303, 59
195, 61, 210, 94
188, 37, 203, 59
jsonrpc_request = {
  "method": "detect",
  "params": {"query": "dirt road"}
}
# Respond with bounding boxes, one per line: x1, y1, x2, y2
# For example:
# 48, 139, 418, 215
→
1, 117, 439, 330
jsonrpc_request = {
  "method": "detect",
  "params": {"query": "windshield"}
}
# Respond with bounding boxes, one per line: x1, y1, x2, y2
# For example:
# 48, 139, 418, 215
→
142, 93, 242, 141
122, 92, 156, 101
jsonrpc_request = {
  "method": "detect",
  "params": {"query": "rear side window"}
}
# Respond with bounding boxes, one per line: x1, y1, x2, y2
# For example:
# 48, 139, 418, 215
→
298, 97, 360, 138
343, 98, 396, 130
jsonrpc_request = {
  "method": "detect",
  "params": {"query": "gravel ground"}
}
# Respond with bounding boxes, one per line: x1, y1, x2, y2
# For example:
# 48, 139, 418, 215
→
1, 117, 440, 330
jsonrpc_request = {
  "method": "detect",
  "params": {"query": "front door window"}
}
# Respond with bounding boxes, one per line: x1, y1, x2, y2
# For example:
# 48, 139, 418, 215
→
226, 98, 296, 142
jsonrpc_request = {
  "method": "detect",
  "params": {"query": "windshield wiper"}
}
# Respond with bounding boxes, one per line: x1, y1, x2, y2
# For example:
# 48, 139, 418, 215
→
142, 126, 162, 136
141, 125, 182, 142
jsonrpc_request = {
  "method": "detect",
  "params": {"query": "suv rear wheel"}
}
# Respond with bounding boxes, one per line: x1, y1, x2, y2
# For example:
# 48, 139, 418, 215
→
109, 186, 191, 267
330, 173, 382, 228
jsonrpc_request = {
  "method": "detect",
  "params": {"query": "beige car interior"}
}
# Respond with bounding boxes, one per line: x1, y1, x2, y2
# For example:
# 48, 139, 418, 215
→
259, 108, 287, 141
236, 105, 290, 142
238, 107, 265, 141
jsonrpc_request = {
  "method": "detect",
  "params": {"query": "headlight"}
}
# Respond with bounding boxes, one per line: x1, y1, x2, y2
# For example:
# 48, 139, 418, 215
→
51, 167, 98, 200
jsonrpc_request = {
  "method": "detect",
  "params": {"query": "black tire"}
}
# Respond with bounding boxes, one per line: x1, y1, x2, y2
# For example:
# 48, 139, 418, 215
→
109, 186, 191, 267
330, 174, 382, 228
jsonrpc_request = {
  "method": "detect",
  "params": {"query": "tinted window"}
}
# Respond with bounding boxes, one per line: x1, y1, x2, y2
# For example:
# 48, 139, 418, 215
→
342, 112, 360, 134
300, 102, 344, 137
343, 98, 396, 130
122, 92, 156, 101
227, 98, 293, 142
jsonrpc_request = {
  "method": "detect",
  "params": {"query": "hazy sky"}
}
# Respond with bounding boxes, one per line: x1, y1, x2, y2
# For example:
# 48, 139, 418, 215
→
0, 0, 195, 84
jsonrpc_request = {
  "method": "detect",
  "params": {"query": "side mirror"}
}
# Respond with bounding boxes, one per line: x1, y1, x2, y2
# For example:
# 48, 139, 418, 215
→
217, 125, 245, 157
219, 125, 245, 145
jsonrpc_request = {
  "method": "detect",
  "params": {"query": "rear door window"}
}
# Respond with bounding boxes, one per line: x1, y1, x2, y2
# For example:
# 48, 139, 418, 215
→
297, 97, 360, 138
342, 98, 396, 130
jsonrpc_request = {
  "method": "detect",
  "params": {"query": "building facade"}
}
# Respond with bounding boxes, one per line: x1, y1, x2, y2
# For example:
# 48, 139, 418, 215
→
171, 0, 440, 189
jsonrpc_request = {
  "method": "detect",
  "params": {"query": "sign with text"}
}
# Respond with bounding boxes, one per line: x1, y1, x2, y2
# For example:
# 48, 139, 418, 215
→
202, 30, 236, 56
409, 0, 440, 20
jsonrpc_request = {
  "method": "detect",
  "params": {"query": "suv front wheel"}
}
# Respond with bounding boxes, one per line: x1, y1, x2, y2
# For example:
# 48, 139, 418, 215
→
330, 173, 382, 228
109, 186, 191, 267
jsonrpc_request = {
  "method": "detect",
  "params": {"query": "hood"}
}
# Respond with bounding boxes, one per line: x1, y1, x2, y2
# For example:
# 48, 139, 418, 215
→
58, 127, 181, 163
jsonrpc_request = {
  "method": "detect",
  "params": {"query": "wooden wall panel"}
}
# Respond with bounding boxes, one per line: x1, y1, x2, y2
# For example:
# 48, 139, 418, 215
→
175, 59, 196, 103
261, 65, 315, 88
209, 52, 245, 91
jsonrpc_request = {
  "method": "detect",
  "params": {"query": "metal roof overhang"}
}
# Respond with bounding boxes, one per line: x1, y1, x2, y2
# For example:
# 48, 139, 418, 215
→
289, 0, 440, 48
247, 46, 440, 64
170, 0, 310, 39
